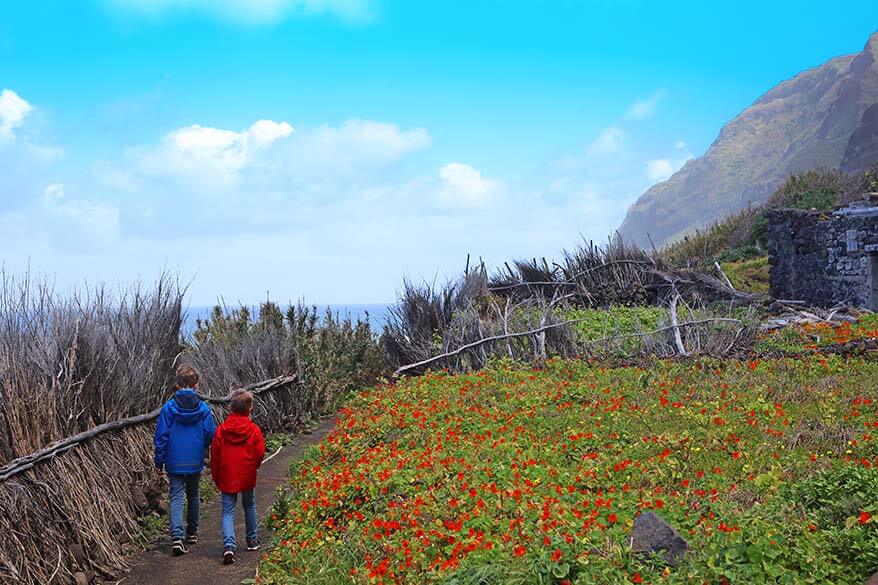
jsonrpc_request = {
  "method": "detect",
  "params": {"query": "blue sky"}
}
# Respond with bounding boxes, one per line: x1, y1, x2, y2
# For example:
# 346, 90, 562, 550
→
1, 1, 876, 305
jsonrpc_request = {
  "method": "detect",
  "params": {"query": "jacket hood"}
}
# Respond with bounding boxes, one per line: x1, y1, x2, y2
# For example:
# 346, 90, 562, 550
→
169, 389, 207, 424
219, 412, 257, 444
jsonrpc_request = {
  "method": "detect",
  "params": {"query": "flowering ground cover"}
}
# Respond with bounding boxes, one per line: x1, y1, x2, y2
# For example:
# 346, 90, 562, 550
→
757, 313, 878, 353
259, 355, 878, 584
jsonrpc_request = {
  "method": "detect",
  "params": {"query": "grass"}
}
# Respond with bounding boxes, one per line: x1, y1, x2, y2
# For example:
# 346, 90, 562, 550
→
721, 256, 769, 294
133, 514, 166, 549
661, 167, 877, 268
265, 432, 299, 454
258, 347, 878, 584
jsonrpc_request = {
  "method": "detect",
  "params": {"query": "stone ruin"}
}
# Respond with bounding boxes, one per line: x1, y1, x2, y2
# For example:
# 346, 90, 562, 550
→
767, 193, 878, 309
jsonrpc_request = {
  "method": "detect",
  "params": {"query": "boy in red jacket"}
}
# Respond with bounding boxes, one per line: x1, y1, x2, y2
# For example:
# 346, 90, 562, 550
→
210, 389, 266, 565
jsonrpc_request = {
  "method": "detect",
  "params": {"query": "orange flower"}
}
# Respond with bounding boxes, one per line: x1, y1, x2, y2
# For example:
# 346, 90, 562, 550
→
513, 545, 526, 557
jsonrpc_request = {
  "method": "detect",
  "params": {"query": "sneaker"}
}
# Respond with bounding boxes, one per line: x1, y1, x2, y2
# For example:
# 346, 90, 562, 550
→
246, 538, 260, 551
171, 540, 189, 556
185, 533, 198, 545
223, 547, 236, 565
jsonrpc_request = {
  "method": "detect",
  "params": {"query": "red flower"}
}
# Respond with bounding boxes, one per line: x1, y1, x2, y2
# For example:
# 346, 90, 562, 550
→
859, 511, 871, 525
632, 572, 643, 583
551, 549, 562, 562
607, 513, 618, 524
513, 545, 526, 557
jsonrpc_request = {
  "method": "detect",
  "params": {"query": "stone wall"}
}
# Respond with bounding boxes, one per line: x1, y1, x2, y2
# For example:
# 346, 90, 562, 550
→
767, 206, 878, 308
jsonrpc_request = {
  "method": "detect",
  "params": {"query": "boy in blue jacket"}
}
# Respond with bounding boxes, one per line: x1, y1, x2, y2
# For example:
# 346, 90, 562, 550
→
154, 364, 217, 556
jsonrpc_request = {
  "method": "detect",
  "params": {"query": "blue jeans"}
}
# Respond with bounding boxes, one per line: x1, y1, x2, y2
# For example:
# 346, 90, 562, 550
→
221, 490, 257, 551
168, 473, 200, 541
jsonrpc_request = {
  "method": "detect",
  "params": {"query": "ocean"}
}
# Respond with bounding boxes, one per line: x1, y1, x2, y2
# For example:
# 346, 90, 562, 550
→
181, 303, 393, 337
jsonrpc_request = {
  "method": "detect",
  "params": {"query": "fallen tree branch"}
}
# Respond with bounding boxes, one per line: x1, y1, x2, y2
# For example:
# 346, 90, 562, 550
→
668, 293, 688, 356
714, 261, 735, 291
488, 259, 656, 292
394, 317, 746, 375
395, 319, 590, 375
262, 444, 284, 465
566, 259, 656, 281
580, 318, 745, 346
0, 374, 298, 483
488, 280, 571, 292
198, 374, 300, 404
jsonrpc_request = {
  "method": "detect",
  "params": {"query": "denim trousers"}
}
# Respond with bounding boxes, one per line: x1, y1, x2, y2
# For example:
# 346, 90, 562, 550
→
221, 490, 257, 550
168, 473, 200, 541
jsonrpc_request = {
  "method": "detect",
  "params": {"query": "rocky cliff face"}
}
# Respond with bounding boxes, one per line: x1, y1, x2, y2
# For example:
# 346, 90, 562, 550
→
618, 32, 878, 248
842, 102, 878, 173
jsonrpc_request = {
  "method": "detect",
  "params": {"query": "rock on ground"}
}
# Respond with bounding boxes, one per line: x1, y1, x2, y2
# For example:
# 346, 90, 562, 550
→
629, 511, 689, 566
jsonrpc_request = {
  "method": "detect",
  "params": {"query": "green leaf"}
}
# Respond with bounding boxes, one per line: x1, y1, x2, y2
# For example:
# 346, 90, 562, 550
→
551, 563, 570, 578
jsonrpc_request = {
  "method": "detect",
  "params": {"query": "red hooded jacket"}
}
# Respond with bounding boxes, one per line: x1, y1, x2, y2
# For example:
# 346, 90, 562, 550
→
210, 412, 266, 494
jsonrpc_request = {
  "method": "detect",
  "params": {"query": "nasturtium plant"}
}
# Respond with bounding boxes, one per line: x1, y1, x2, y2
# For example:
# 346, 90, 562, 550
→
260, 352, 878, 584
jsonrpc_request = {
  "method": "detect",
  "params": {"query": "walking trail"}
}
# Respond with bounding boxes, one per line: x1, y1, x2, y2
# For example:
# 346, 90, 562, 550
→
123, 418, 336, 585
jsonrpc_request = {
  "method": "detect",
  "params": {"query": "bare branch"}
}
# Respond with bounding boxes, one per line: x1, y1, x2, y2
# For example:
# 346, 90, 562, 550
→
668, 292, 688, 356
0, 375, 297, 483
394, 317, 746, 375
714, 261, 735, 291
394, 319, 587, 375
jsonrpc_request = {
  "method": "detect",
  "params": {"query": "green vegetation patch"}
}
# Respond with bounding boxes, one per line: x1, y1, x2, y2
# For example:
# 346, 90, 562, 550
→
258, 356, 878, 584
721, 256, 770, 294
559, 306, 665, 348
661, 167, 878, 269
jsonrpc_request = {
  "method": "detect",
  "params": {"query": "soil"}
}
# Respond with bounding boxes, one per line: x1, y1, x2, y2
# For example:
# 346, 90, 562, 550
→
120, 418, 335, 585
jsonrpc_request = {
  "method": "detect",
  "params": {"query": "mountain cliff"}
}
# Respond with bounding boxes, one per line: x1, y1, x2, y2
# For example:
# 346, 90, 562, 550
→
619, 32, 878, 248
842, 102, 878, 173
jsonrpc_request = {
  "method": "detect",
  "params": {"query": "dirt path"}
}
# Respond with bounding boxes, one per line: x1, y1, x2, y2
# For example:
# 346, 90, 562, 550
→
122, 418, 335, 585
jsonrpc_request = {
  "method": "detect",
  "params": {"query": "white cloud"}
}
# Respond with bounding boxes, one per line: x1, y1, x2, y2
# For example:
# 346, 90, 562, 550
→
42, 183, 120, 243
646, 153, 693, 183
624, 90, 667, 121
299, 119, 431, 170
102, 118, 431, 198
0, 89, 33, 139
104, 0, 375, 25
0, 99, 663, 305
646, 159, 675, 182
675, 140, 687, 150
436, 162, 499, 208
586, 126, 625, 158
128, 119, 293, 190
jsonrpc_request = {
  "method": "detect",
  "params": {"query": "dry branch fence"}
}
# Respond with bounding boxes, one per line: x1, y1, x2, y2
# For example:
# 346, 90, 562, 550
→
0, 374, 301, 584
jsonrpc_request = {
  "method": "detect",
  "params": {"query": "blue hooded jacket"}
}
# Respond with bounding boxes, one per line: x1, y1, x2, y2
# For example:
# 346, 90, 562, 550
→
153, 388, 217, 475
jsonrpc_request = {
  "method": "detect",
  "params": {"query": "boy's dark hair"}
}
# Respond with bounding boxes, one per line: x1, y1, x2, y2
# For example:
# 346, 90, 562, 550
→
175, 364, 200, 389
230, 389, 254, 414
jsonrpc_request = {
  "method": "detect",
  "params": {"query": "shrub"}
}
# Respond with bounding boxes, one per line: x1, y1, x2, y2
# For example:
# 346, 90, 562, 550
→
0, 272, 183, 583
661, 164, 878, 269
189, 302, 388, 430
383, 269, 579, 374
0, 271, 183, 461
